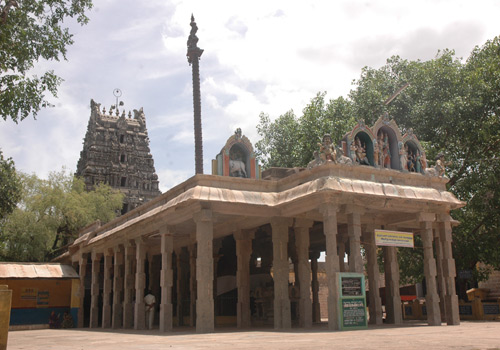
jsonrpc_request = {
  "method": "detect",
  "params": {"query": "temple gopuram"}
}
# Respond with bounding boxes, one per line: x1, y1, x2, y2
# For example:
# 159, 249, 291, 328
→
60, 117, 464, 332
76, 99, 161, 214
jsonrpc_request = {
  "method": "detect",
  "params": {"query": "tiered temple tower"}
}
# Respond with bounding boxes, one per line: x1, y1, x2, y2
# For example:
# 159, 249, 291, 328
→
76, 99, 161, 214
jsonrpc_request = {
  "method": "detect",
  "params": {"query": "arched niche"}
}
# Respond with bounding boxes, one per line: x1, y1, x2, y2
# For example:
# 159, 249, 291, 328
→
353, 131, 375, 166
373, 115, 404, 170
345, 120, 377, 166
377, 126, 400, 170
403, 129, 428, 173
212, 129, 260, 179
229, 143, 250, 178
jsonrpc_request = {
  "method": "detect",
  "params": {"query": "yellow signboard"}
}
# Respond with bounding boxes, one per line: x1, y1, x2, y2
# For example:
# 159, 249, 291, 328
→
20, 288, 37, 301
375, 230, 414, 248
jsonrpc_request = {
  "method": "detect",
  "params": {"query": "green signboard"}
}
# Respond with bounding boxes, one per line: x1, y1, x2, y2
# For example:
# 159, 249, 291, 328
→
338, 273, 367, 330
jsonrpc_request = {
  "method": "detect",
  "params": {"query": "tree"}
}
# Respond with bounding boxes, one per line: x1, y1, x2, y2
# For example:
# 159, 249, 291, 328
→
0, 149, 21, 219
0, 0, 93, 122
0, 169, 123, 261
255, 110, 302, 169
255, 93, 356, 168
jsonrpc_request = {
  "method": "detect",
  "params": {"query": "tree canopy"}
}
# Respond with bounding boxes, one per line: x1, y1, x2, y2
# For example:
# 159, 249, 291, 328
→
255, 93, 355, 169
0, 170, 123, 262
255, 37, 500, 287
0, 0, 92, 122
0, 149, 21, 220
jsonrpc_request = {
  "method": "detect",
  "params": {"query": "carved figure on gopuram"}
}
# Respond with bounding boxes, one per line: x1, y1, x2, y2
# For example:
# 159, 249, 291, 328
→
425, 153, 448, 177
318, 134, 337, 163
407, 149, 416, 172
373, 139, 380, 167
354, 137, 370, 165
229, 148, 247, 178
212, 129, 261, 179
307, 151, 323, 169
381, 133, 391, 168
416, 151, 424, 173
337, 148, 353, 165
399, 143, 408, 171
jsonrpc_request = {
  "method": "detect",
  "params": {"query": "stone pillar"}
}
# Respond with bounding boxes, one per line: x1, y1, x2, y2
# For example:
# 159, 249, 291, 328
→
337, 236, 346, 273
212, 240, 223, 320
437, 214, 460, 325
194, 209, 214, 333
363, 226, 383, 325
112, 245, 124, 329
77, 253, 88, 328
134, 239, 147, 330
189, 243, 196, 327
420, 214, 441, 326
294, 219, 313, 328
89, 251, 102, 328
234, 229, 255, 328
320, 203, 340, 330
434, 227, 447, 320
175, 248, 184, 326
159, 228, 174, 332
123, 243, 135, 328
271, 217, 292, 330
102, 250, 113, 328
383, 245, 402, 324
310, 251, 321, 323
347, 208, 363, 273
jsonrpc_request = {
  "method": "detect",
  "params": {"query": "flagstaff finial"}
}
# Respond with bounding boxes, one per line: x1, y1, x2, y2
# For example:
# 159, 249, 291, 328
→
187, 14, 203, 65
187, 15, 204, 175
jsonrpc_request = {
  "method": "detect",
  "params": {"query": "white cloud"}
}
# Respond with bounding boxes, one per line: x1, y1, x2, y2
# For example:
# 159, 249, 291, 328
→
157, 168, 193, 193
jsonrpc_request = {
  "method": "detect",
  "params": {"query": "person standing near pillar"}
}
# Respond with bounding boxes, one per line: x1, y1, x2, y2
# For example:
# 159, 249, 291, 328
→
144, 290, 156, 330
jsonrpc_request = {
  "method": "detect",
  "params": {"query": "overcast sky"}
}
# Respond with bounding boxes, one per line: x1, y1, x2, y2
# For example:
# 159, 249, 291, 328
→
1, 0, 500, 192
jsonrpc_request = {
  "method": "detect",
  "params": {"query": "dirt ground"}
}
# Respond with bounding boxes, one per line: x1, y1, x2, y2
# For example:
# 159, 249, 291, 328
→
6, 321, 500, 350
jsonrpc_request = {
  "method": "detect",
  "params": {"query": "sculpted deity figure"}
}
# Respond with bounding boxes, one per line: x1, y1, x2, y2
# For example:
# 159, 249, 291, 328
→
407, 151, 415, 172
318, 134, 337, 163
350, 141, 357, 162
377, 134, 384, 167
424, 153, 448, 177
354, 137, 370, 165
399, 143, 408, 171
382, 133, 391, 168
416, 151, 424, 173
307, 151, 322, 169
373, 139, 380, 167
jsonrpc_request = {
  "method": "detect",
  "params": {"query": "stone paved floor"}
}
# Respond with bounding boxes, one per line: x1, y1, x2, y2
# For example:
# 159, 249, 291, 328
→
6, 321, 500, 350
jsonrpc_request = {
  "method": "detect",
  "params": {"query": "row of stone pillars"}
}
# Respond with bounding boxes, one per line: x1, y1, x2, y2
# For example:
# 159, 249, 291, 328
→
76, 208, 459, 332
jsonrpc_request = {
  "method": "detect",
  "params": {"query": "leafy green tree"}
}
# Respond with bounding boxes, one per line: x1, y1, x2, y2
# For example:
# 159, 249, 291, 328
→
255, 93, 356, 168
0, 170, 123, 261
255, 111, 302, 168
0, 149, 21, 219
0, 0, 93, 122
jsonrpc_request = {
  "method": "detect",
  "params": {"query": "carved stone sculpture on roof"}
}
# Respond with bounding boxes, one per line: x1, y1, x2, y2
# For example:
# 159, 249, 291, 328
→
354, 136, 370, 165
318, 134, 337, 163
305, 114, 448, 177
343, 119, 377, 167
372, 114, 404, 170
212, 129, 261, 179
402, 127, 427, 173
425, 153, 448, 177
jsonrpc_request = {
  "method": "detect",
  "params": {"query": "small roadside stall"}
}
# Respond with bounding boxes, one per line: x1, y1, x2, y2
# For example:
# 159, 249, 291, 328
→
0, 263, 79, 329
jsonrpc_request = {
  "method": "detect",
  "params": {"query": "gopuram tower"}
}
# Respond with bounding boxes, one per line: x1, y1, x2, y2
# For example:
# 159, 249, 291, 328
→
76, 98, 161, 214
